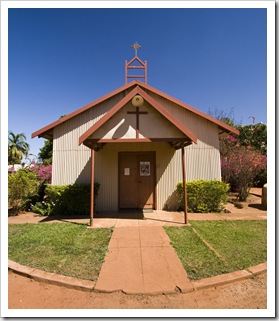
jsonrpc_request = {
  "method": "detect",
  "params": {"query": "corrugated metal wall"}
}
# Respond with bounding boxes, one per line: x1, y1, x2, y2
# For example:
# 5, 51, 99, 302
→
147, 90, 221, 181
52, 92, 124, 185
52, 89, 222, 211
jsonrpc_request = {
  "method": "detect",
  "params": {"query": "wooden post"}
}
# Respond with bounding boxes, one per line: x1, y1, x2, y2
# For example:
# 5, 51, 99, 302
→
125, 60, 128, 84
90, 149, 95, 227
145, 60, 148, 84
181, 145, 188, 224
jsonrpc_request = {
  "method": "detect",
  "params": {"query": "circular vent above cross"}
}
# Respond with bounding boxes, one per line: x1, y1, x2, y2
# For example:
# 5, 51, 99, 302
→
132, 95, 144, 106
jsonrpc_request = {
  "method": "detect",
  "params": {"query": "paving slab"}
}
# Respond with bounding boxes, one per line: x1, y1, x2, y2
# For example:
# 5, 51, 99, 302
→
94, 226, 193, 295
94, 247, 144, 294
108, 227, 140, 248
139, 226, 170, 247
140, 247, 177, 294
90, 218, 116, 228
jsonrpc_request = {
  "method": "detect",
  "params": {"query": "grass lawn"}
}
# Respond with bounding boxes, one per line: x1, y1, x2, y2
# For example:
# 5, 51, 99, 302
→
8, 223, 113, 281
164, 220, 266, 280
9, 220, 267, 282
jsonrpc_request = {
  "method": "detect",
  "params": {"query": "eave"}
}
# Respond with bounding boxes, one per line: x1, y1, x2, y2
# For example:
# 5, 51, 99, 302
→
31, 81, 140, 140
32, 80, 239, 140
78, 86, 198, 149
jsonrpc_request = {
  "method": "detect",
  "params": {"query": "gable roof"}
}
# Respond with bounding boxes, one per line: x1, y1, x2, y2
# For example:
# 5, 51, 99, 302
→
79, 86, 198, 147
32, 80, 239, 140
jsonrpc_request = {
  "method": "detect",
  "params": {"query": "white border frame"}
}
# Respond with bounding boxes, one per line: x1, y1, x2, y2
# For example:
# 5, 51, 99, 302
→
1, 1, 275, 318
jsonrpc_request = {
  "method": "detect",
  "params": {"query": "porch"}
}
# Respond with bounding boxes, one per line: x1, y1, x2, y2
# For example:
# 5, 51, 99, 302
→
8, 205, 267, 226
8, 210, 187, 227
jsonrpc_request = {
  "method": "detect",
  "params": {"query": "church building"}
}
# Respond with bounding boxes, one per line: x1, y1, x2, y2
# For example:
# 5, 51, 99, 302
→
32, 43, 238, 225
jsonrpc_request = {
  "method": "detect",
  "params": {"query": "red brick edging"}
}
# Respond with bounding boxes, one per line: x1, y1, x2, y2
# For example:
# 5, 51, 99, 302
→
8, 260, 267, 295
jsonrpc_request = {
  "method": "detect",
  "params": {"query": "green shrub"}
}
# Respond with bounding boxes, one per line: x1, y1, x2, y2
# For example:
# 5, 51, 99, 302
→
177, 180, 229, 213
31, 183, 100, 216
30, 200, 53, 216
8, 170, 39, 214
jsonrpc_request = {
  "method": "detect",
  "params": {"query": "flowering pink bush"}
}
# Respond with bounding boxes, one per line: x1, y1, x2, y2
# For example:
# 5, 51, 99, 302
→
36, 164, 52, 183
29, 162, 52, 183
221, 136, 267, 201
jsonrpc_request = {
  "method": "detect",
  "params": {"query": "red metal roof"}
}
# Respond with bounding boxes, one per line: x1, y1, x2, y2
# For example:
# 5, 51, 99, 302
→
32, 80, 239, 140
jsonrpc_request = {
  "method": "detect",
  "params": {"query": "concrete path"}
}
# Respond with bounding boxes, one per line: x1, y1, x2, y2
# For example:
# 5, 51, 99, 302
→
94, 226, 193, 294
8, 208, 267, 295
8, 189, 267, 295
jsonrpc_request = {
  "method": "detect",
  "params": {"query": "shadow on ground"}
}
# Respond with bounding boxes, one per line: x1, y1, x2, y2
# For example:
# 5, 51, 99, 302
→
248, 203, 265, 210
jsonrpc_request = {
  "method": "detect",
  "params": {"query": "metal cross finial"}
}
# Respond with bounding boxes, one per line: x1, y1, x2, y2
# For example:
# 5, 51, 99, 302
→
131, 41, 142, 56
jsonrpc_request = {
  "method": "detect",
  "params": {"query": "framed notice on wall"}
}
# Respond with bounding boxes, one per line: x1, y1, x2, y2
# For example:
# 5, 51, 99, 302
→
140, 162, 150, 176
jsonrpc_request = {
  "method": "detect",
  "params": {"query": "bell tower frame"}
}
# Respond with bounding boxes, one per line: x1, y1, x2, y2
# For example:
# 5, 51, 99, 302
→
125, 42, 147, 84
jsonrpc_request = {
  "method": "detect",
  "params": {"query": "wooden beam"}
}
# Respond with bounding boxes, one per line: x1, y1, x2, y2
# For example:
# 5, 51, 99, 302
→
178, 141, 192, 149
171, 142, 181, 149
89, 138, 190, 144
127, 66, 145, 69
89, 149, 95, 227
170, 140, 192, 150
127, 75, 145, 78
125, 60, 128, 84
79, 87, 139, 145
145, 61, 147, 84
181, 146, 188, 224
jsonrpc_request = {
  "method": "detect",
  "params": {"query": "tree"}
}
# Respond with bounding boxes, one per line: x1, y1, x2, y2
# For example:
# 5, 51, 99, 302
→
221, 136, 267, 201
210, 109, 267, 191
8, 132, 30, 164
8, 169, 39, 214
38, 140, 53, 165
208, 107, 236, 127
208, 108, 267, 153
236, 123, 267, 155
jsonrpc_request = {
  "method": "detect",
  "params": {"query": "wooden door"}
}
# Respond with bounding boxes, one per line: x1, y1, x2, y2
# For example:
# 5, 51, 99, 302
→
119, 152, 155, 209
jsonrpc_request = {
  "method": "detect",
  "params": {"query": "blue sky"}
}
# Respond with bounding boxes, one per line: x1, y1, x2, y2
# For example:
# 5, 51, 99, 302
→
8, 7, 267, 160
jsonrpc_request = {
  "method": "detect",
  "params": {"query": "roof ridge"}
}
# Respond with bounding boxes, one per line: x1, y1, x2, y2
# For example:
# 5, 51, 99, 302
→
32, 80, 239, 140
79, 86, 197, 147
